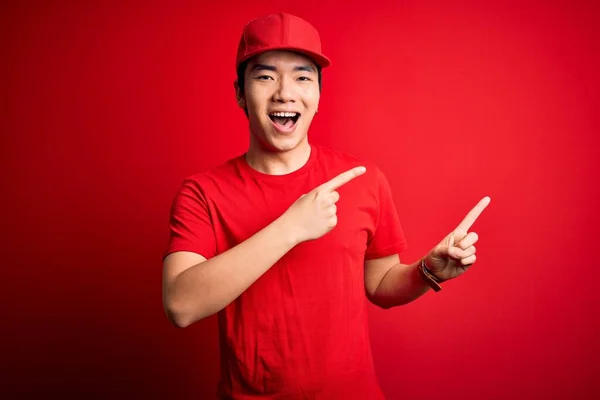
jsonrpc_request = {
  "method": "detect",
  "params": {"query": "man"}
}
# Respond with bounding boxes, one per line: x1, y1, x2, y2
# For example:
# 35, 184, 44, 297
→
162, 12, 490, 399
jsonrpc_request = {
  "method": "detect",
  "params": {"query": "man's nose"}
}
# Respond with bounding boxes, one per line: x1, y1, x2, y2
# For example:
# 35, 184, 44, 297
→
272, 76, 297, 103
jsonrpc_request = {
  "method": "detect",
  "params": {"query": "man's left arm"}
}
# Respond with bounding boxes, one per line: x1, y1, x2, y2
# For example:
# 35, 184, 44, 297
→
365, 255, 430, 308
365, 196, 491, 309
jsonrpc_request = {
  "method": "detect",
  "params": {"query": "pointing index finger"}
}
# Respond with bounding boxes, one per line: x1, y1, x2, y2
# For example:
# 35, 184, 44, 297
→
456, 196, 491, 232
321, 166, 367, 192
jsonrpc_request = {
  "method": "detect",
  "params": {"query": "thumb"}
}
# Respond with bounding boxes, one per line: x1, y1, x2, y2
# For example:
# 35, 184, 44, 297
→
446, 233, 461, 260
448, 233, 455, 248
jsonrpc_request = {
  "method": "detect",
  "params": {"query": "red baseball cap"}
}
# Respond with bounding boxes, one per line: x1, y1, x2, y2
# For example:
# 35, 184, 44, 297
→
236, 13, 331, 71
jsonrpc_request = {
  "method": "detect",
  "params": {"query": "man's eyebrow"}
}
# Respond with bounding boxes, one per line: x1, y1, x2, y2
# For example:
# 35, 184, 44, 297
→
249, 64, 317, 73
294, 65, 317, 73
250, 64, 277, 72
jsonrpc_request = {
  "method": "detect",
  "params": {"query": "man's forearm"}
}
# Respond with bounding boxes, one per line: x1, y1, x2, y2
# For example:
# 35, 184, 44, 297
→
370, 260, 432, 308
166, 215, 298, 326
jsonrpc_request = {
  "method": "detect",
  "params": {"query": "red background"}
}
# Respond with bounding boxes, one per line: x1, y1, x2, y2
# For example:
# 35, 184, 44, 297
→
3, 0, 599, 398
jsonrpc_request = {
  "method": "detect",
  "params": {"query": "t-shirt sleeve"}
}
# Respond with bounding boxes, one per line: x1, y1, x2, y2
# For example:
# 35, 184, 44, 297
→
163, 178, 217, 260
364, 168, 408, 260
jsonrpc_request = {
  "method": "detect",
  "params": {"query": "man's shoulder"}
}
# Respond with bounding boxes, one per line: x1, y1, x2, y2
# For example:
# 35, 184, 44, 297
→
183, 154, 242, 184
175, 154, 244, 200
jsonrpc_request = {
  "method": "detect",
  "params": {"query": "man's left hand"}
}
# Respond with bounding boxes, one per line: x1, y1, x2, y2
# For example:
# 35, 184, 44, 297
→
424, 196, 491, 282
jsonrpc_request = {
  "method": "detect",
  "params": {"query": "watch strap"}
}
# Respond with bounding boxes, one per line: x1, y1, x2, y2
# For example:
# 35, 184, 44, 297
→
418, 257, 443, 292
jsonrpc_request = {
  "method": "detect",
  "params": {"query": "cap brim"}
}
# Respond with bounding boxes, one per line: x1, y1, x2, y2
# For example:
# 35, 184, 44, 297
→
237, 45, 331, 69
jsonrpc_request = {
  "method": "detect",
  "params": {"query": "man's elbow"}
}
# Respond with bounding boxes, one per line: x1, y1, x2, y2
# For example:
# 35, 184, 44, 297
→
366, 292, 410, 309
163, 299, 199, 328
165, 310, 192, 328
368, 298, 395, 309
366, 291, 391, 309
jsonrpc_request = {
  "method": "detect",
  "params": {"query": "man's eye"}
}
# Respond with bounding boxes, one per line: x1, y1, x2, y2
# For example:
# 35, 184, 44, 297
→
298, 76, 311, 81
256, 75, 273, 80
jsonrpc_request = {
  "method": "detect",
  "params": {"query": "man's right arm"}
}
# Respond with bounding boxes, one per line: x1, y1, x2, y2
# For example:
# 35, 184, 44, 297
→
162, 166, 367, 328
162, 215, 298, 327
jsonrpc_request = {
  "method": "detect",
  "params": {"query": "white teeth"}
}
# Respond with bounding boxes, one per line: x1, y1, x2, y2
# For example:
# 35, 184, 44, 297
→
270, 112, 298, 118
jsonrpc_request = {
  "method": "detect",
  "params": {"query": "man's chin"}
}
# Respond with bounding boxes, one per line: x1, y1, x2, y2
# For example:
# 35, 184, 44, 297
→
260, 134, 307, 153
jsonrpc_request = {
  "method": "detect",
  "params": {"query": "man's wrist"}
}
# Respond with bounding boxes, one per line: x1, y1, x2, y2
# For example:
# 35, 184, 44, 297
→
417, 257, 443, 292
272, 215, 303, 249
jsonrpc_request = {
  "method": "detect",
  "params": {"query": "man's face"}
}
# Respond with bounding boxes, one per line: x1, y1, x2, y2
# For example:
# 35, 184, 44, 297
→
236, 50, 320, 153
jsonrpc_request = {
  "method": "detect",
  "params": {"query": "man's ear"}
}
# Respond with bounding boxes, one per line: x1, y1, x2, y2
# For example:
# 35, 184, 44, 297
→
233, 80, 246, 108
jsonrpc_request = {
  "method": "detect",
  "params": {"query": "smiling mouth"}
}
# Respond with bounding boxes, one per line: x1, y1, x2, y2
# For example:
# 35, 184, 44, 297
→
268, 112, 300, 131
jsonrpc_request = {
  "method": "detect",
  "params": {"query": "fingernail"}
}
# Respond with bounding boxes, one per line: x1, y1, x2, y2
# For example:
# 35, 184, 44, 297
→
358, 166, 366, 173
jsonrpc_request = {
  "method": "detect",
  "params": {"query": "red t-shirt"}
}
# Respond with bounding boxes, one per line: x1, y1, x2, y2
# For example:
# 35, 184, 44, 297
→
165, 145, 407, 399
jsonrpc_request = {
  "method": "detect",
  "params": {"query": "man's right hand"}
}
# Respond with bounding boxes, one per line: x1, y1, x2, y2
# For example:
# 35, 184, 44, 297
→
281, 166, 367, 244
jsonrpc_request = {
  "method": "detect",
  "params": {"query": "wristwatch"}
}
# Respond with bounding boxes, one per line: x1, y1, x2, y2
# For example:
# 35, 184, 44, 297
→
418, 257, 443, 292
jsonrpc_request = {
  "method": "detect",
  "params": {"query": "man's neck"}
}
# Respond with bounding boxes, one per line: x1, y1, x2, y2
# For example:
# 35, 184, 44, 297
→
245, 140, 311, 176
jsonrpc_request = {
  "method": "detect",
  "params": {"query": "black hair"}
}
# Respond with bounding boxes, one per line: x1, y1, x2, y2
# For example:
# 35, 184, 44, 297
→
236, 56, 322, 117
